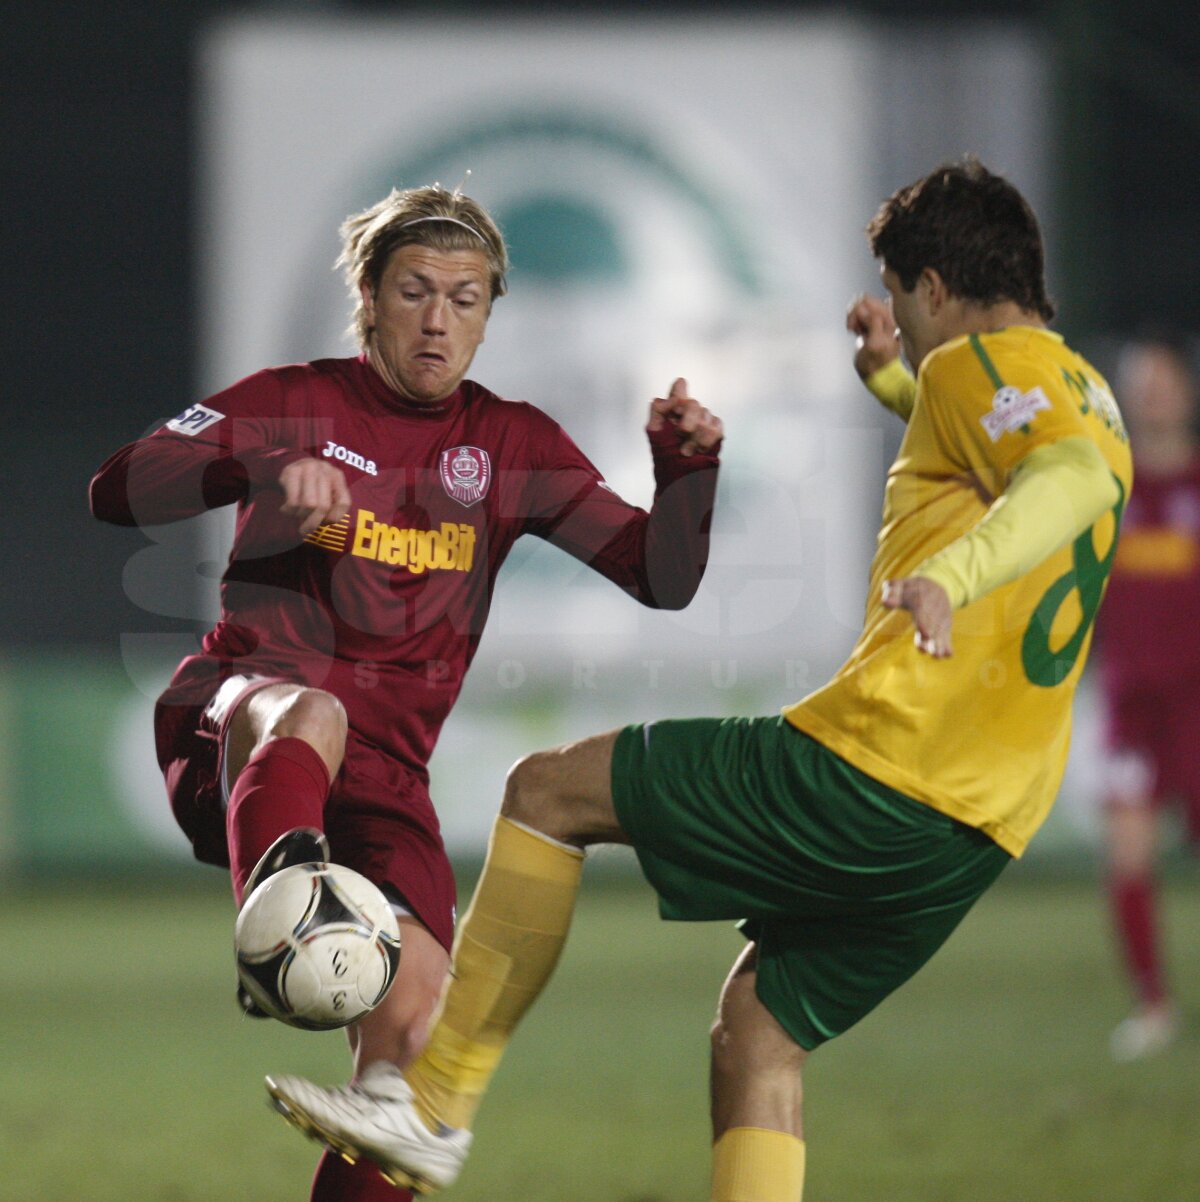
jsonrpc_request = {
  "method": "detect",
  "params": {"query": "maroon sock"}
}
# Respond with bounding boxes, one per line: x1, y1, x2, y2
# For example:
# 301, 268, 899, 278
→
226, 736, 331, 905
310, 1149, 413, 1202
1110, 874, 1167, 1007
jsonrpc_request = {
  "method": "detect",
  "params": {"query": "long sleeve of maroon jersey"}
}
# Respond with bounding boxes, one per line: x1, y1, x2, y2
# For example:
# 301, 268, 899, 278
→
90, 370, 311, 526
524, 420, 720, 610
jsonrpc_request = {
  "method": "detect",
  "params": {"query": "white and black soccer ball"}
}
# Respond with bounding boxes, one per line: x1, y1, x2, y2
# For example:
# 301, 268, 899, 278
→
234, 863, 402, 1031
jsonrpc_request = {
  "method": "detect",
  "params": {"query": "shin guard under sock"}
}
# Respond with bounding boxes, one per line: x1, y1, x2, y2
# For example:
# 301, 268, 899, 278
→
227, 736, 331, 904
711, 1128, 806, 1202
405, 815, 585, 1130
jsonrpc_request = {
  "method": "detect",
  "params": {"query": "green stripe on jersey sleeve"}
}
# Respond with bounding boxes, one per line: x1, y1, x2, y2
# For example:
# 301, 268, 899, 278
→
968, 333, 1006, 389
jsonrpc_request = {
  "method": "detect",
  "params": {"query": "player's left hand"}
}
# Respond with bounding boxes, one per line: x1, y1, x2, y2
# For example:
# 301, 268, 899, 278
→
647, 377, 724, 458
882, 576, 953, 658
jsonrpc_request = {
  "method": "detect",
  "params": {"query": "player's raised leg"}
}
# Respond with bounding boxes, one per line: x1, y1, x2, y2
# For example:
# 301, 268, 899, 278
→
219, 680, 346, 1019
266, 729, 621, 1192
224, 681, 346, 904
709, 945, 807, 1202
403, 731, 624, 1133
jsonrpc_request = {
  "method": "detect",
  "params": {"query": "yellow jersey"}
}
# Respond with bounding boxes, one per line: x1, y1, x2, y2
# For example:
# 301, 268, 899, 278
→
786, 327, 1133, 855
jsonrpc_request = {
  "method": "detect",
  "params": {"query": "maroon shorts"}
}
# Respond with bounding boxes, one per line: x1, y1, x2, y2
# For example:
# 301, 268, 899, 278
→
154, 667, 457, 952
1102, 678, 1200, 842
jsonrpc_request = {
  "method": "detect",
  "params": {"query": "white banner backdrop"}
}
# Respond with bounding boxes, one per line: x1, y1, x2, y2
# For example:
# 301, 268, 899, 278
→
183, 15, 1066, 853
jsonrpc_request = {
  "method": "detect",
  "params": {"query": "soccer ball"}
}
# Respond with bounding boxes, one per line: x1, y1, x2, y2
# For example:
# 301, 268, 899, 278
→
234, 863, 402, 1031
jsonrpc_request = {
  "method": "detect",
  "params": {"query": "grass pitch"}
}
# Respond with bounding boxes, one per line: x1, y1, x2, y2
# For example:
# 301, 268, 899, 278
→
1, 867, 1197, 1202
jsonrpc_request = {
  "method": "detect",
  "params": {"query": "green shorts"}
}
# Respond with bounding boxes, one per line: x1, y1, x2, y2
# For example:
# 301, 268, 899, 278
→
611, 716, 1011, 1050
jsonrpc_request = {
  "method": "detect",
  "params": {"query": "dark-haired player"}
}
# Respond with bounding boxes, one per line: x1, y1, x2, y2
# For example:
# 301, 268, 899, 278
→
89, 184, 723, 1202
1094, 333, 1199, 1060
264, 160, 1131, 1201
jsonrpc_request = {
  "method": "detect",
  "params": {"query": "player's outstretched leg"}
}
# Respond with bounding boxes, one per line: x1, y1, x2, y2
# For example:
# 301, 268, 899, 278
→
404, 731, 623, 1138
709, 946, 808, 1202
267, 729, 622, 1193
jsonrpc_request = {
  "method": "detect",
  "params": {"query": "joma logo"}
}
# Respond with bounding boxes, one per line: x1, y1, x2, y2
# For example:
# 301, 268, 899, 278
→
322, 440, 378, 476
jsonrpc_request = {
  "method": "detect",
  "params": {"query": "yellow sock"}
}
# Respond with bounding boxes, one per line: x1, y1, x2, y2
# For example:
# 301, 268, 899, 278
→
711, 1128, 806, 1202
406, 815, 584, 1130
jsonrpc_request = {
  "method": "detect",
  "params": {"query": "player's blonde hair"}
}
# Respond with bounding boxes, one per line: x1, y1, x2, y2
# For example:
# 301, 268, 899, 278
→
338, 184, 509, 347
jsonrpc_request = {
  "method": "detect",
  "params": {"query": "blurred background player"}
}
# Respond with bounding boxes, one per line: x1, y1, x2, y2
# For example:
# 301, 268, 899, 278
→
262, 160, 1132, 1202
1093, 332, 1200, 1061
89, 183, 723, 1201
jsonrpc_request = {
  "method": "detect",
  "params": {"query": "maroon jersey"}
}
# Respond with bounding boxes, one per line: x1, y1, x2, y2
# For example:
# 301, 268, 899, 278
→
1095, 454, 1200, 691
91, 355, 719, 777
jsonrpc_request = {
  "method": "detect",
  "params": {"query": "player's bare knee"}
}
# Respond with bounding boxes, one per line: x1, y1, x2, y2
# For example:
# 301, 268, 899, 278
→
502, 735, 621, 846
501, 750, 555, 825
501, 749, 583, 843
264, 687, 348, 773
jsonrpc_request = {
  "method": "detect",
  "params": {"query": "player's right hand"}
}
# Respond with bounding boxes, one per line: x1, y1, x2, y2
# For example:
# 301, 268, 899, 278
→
278, 458, 352, 536
846, 294, 901, 380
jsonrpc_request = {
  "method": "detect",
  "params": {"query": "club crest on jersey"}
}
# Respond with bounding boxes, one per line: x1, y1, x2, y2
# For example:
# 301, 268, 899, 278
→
980, 385, 1051, 442
440, 445, 491, 507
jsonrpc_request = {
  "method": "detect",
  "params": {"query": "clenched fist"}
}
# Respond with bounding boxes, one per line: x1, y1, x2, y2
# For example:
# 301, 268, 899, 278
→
278, 458, 353, 536
647, 378, 724, 458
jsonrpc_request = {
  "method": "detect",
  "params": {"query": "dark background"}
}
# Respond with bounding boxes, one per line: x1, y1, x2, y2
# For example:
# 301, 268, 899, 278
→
5, 0, 1198, 647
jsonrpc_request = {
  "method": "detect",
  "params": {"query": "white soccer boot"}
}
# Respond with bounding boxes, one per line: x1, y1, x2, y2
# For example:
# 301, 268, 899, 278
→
266, 1061, 472, 1194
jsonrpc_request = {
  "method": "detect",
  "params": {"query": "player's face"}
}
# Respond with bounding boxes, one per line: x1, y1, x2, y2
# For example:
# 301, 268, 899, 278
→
363, 245, 491, 403
1118, 344, 1197, 435
880, 265, 937, 371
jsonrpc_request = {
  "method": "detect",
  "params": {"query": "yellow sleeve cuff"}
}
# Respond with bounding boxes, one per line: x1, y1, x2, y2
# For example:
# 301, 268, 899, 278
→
912, 437, 1120, 609
863, 358, 917, 420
